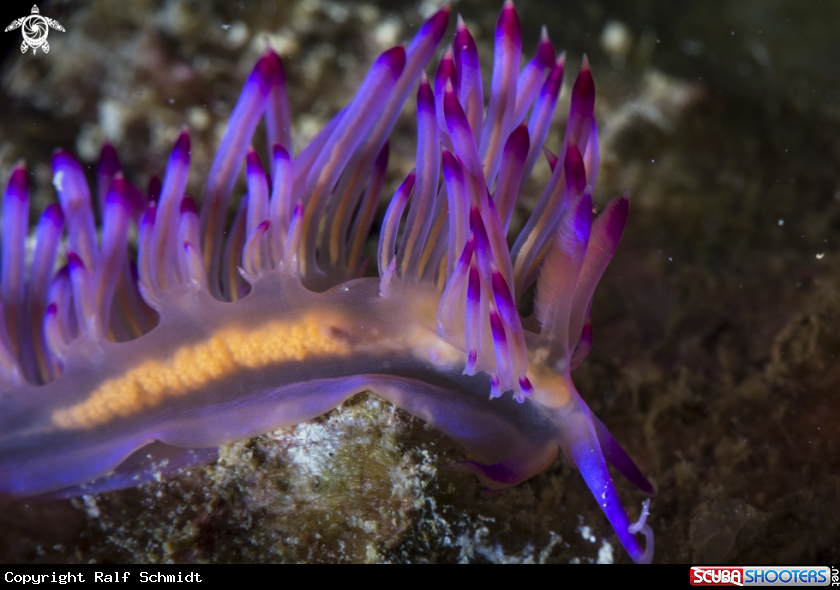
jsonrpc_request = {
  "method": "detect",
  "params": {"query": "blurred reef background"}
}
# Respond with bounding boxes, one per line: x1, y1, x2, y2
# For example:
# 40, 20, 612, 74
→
0, 0, 839, 563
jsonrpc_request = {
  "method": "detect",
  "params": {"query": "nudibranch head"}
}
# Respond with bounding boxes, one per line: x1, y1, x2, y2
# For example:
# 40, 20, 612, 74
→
0, 2, 653, 562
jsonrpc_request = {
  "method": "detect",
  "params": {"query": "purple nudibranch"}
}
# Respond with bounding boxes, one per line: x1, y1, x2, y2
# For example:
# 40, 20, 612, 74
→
0, 2, 654, 563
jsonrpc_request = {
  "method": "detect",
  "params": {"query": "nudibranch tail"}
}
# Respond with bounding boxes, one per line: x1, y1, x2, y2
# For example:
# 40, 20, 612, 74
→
0, 2, 654, 563
555, 388, 654, 564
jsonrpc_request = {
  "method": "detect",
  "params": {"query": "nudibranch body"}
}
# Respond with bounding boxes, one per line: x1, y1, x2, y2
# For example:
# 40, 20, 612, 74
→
0, 2, 654, 563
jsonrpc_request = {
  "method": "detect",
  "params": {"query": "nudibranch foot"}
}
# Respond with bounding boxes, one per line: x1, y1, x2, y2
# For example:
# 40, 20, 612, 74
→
34, 442, 220, 501
0, 2, 655, 563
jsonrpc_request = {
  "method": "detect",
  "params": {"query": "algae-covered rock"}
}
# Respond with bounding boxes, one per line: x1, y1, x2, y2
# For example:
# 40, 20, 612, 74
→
60, 395, 438, 563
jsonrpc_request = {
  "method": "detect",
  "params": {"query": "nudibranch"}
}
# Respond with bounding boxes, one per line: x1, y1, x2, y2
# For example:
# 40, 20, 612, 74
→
0, 2, 654, 563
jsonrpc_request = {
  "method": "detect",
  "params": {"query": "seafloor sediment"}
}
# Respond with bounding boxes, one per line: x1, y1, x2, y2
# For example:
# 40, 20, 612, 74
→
0, 0, 838, 563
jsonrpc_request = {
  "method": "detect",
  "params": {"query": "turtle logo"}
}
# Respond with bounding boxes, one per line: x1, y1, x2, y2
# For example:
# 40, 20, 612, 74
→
4, 5, 65, 55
